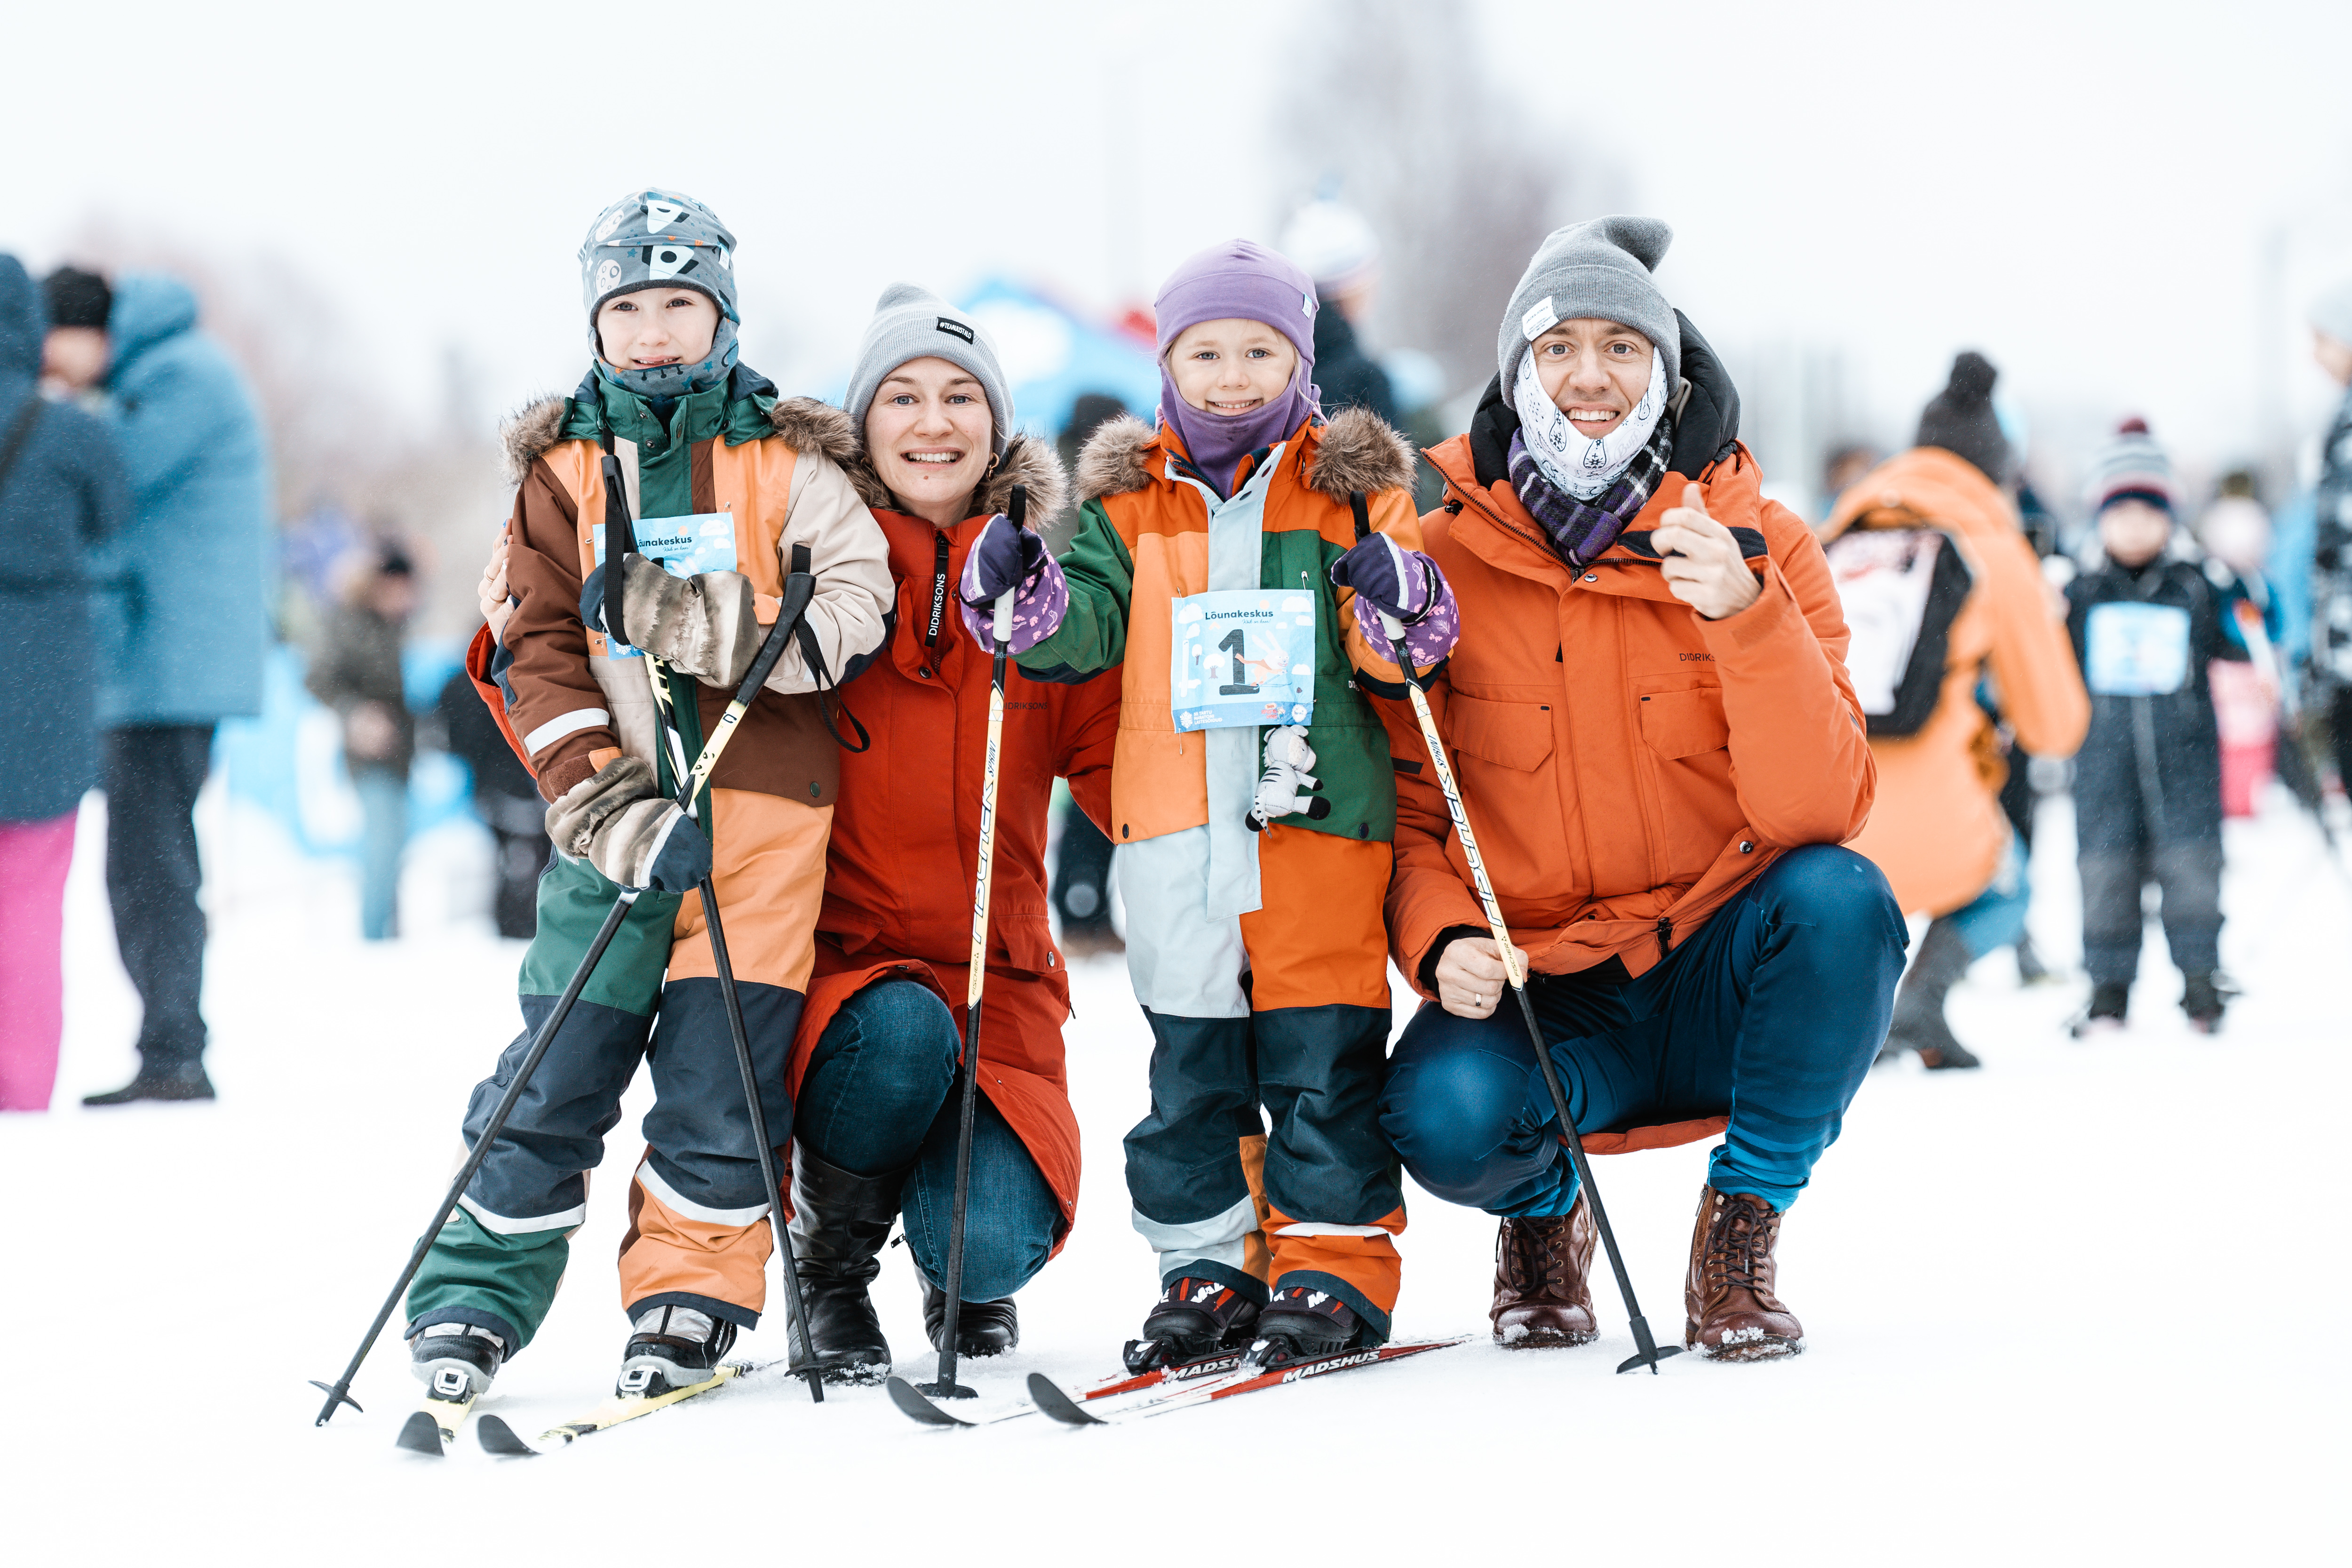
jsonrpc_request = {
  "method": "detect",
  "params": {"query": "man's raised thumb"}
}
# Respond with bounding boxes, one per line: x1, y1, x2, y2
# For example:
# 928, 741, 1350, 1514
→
1682, 481, 1708, 515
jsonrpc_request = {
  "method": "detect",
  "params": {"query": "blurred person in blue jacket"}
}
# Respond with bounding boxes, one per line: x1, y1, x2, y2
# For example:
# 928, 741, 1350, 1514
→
42, 266, 270, 1106
0, 258, 128, 1112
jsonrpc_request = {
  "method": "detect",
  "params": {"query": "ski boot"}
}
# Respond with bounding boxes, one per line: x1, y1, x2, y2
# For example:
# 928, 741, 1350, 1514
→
1124, 1275, 1263, 1373
921, 1279, 1018, 1358
2070, 980, 2130, 1038
618, 1305, 737, 1397
408, 1322, 506, 1401
2181, 971, 2233, 1035
1251, 1284, 1373, 1366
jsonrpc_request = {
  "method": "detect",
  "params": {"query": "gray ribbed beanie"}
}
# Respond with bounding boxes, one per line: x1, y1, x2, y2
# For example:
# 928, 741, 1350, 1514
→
2312, 278, 2352, 348
1497, 216, 1678, 390
842, 284, 1013, 454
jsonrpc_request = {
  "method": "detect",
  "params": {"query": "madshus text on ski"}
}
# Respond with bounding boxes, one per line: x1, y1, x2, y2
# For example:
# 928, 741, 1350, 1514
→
306, 190, 2129, 1449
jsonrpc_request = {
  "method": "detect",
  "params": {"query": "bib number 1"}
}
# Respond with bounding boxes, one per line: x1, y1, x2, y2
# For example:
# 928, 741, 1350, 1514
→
1172, 589, 1316, 733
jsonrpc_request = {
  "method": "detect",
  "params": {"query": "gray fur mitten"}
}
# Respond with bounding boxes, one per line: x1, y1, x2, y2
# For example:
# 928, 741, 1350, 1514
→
618, 554, 761, 684
543, 756, 711, 893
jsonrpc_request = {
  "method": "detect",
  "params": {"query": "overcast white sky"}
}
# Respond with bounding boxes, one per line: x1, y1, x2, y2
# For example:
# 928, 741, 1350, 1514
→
12, 0, 2352, 489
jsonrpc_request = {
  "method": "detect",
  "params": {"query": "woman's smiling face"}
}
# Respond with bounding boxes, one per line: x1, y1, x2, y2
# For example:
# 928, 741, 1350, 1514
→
864, 355, 996, 526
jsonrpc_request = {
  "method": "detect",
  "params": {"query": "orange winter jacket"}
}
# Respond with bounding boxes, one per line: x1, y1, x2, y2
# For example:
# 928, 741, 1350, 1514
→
1821, 447, 2088, 916
1381, 436, 1874, 992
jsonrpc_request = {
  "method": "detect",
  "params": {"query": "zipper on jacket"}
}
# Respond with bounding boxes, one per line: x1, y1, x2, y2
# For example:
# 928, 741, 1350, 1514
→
1656, 916, 1674, 960
926, 532, 951, 655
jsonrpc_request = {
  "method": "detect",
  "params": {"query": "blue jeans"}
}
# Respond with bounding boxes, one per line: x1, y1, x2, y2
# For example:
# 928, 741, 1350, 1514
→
352, 767, 407, 941
1379, 845, 1904, 1216
794, 979, 1059, 1302
1945, 831, 2030, 959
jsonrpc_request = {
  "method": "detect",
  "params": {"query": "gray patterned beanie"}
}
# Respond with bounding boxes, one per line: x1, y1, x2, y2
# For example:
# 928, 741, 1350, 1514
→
842, 283, 1014, 455
580, 189, 740, 399
1497, 216, 1679, 390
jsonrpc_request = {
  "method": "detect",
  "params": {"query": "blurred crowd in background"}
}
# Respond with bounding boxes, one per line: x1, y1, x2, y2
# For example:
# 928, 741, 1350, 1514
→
3, 3, 2350, 1118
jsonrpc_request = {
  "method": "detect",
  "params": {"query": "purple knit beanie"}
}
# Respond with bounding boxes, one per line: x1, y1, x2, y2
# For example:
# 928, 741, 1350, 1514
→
1154, 239, 1322, 497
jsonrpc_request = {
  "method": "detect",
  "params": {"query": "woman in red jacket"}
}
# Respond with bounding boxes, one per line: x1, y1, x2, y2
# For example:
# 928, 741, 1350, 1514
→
780, 286, 1121, 1381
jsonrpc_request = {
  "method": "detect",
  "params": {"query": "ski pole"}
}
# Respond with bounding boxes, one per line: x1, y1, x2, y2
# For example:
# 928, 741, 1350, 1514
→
311, 887, 641, 1425
1348, 494, 1681, 1376
310, 538, 827, 1426
921, 484, 1025, 1399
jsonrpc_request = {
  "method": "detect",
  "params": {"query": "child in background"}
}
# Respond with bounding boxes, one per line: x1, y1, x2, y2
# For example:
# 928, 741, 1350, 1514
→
2066, 421, 2248, 1035
959, 240, 1453, 1364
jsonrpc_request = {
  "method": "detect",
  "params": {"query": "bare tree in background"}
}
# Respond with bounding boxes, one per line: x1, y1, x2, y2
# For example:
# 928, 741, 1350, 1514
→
1277, 0, 1614, 407
59, 221, 504, 637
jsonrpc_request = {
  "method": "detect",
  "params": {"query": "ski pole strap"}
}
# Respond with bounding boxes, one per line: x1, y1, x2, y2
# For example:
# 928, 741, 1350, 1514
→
677, 546, 821, 803
600, 444, 634, 651
1349, 490, 1370, 543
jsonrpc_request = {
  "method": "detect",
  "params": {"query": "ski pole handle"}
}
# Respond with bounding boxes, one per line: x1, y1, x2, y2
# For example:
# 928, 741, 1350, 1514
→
992, 482, 1028, 649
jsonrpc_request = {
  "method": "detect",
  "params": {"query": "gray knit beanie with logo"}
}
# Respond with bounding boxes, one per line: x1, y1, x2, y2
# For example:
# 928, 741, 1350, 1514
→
1497, 216, 1679, 390
842, 284, 1014, 455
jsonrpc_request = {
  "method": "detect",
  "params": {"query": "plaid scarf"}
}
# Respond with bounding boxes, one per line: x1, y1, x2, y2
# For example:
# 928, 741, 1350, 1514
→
1507, 413, 1675, 570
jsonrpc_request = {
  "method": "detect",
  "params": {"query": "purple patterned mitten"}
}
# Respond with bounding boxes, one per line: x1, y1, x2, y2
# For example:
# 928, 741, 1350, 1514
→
1330, 534, 1460, 668
958, 513, 1069, 653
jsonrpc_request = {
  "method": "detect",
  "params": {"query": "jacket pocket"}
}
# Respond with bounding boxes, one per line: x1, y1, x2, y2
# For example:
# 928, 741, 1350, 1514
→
994, 910, 1061, 977
1638, 685, 1729, 759
1447, 693, 1556, 771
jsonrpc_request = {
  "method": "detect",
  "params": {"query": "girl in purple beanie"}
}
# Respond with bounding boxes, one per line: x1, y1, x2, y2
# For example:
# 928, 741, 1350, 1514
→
957, 238, 1457, 1365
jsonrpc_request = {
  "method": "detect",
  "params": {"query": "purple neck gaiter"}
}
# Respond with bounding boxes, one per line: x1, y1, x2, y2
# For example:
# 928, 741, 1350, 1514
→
1153, 239, 1322, 500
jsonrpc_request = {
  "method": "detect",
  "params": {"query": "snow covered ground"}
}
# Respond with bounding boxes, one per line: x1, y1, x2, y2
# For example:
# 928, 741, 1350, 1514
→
5, 786, 2343, 1566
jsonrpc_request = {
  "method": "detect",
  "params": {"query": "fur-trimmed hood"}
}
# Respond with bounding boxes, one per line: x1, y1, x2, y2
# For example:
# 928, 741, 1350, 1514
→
841, 429, 1067, 525
498, 393, 863, 487
1074, 406, 1417, 506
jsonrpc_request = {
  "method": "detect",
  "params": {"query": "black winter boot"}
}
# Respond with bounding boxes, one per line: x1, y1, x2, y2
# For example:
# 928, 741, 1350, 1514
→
2071, 980, 2130, 1038
1125, 1275, 1264, 1372
2180, 971, 2233, 1034
82, 1059, 215, 1106
784, 1145, 903, 1384
921, 1279, 1018, 1358
1880, 916, 1981, 1070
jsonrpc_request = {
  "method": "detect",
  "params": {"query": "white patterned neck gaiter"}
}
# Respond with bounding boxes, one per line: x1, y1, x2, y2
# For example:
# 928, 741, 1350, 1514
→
1511, 347, 1670, 501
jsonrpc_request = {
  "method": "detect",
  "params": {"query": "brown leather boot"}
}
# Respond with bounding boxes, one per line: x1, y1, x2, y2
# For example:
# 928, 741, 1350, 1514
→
1684, 1186, 1804, 1361
1491, 1194, 1598, 1348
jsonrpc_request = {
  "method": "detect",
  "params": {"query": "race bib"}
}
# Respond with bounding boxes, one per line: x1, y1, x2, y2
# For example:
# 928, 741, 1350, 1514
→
2084, 602, 2190, 696
1824, 529, 1943, 716
1170, 589, 1316, 732
592, 511, 738, 659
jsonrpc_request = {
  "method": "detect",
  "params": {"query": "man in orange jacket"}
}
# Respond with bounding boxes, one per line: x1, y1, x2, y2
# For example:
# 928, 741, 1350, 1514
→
1372, 218, 1906, 1361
